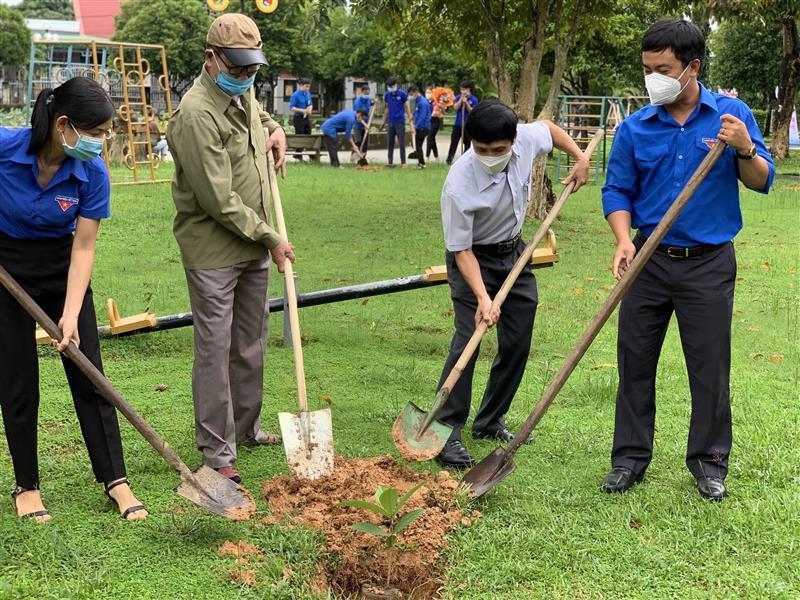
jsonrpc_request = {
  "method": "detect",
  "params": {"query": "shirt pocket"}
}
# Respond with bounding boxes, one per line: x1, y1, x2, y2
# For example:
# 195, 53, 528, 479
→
694, 137, 734, 173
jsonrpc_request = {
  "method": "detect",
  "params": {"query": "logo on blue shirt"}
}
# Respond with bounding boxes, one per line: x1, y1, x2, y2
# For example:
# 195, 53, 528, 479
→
55, 195, 79, 212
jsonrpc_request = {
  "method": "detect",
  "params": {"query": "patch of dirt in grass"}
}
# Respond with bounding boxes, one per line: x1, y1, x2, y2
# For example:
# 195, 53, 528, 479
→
356, 165, 385, 173
261, 455, 476, 599
217, 540, 262, 587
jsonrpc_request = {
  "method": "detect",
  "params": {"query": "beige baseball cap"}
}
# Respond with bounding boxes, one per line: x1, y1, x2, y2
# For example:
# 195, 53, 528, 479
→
206, 13, 267, 66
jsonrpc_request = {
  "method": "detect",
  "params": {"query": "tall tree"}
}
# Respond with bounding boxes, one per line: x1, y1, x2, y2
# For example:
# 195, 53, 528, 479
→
17, 0, 73, 20
0, 5, 31, 67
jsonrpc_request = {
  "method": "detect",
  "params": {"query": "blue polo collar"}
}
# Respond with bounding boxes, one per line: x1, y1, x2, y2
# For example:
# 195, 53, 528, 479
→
10, 130, 89, 183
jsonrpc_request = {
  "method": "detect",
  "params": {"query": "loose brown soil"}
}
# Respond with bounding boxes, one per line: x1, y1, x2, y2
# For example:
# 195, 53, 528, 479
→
217, 540, 262, 587
261, 455, 477, 599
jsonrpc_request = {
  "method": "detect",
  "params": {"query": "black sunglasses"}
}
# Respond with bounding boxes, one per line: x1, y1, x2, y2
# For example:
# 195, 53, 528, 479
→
213, 48, 261, 77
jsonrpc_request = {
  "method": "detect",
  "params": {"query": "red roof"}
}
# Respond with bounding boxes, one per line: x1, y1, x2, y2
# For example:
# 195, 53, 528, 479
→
72, 0, 121, 39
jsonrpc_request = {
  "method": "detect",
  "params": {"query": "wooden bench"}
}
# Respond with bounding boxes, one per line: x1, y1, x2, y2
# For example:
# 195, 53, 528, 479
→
34, 298, 157, 343
286, 134, 324, 162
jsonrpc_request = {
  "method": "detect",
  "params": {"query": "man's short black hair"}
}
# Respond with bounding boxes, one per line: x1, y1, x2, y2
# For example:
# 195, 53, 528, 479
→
386, 76, 398, 87
298, 77, 310, 85
465, 99, 517, 144
642, 19, 705, 68
460, 80, 473, 91
356, 108, 368, 116
408, 84, 419, 93
361, 84, 370, 91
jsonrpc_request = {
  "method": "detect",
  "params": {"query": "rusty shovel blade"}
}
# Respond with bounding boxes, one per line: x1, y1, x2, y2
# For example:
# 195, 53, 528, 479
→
392, 398, 453, 462
278, 408, 334, 480
176, 465, 257, 520
461, 447, 517, 499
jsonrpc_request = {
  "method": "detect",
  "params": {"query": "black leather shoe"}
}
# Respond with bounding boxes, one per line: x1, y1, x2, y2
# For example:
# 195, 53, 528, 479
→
697, 477, 727, 501
472, 427, 531, 445
601, 466, 644, 493
435, 440, 476, 470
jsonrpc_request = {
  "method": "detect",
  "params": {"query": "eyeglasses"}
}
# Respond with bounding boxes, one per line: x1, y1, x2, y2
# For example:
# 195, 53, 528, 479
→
70, 120, 113, 140
213, 49, 262, 78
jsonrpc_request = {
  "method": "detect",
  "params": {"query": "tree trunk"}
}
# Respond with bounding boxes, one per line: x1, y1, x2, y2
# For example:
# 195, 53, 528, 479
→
771, 16, 800, 160
484, 25, 514, 104
516, 0, 550, 120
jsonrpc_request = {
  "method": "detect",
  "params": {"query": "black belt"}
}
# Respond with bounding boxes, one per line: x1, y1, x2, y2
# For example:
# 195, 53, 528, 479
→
472, 234, 521, 255
638, 235, 728, 259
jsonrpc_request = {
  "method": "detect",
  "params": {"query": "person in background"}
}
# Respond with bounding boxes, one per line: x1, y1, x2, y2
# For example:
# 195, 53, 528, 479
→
600, 19, 774, 502
353, 84, 374, 154
408, 85, 432, 170
427, 87, 445, 161
289, 78, 313, 135
446, 81, 479, 165
435, 99, 588, 469
379, 77, 412, 167
167, 13, 292, 485
0, 78, 148, 522
321, 109, 368, 168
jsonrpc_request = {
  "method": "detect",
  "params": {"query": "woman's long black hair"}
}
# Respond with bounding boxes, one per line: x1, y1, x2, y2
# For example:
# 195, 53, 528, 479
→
28, 77, 115, 154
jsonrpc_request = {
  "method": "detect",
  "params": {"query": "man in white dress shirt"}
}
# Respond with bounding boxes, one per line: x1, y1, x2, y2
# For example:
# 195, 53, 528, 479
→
435, 99, 589, 469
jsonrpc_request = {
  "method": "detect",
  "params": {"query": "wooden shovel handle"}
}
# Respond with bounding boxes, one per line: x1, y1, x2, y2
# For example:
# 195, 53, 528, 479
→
506, 140, 729, 456
0, 265, 194, 481
438, 129, 605, 394
359, 105, 376, 154
267, 154, 308, 412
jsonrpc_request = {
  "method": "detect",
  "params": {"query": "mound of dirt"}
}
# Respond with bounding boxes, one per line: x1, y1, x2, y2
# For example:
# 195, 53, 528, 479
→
261, 455, 477, 599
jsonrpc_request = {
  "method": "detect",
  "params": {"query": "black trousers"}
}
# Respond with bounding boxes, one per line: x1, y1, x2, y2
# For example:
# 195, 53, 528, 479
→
447, 124, 471, 162
415, 128, 429, 165
386, 122, 406, 165
612, 236, 736, 480
436, 241, 538, 440
0, 232, 126, 489
324, 134, 340, 167
353, 128, 369, 153
292, 113, 311, 135
427, 117, 442, 158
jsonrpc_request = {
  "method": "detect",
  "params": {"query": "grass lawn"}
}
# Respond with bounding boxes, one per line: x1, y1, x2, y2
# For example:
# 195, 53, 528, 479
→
0, 158, 797, 599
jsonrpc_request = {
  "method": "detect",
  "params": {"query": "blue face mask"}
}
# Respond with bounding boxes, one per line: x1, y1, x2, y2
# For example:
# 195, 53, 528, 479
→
214, 55, 255, 96
61, 123, 105, 162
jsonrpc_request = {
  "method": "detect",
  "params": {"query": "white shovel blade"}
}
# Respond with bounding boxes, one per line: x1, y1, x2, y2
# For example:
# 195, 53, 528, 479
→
278, 408, 334, 480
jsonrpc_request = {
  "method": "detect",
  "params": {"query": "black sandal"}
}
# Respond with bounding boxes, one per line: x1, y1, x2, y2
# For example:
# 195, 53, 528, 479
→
104, 478, 147, 520
11, 486, 50, 522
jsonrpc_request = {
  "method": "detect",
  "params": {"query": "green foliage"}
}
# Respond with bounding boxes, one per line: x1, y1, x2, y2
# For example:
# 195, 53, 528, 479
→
113, 0, 211, 81
17, 0, 73, 20
708, 18, 782, 110
0, 108, 29, 126
0, 5, 31, 67
339, 481, 427, 548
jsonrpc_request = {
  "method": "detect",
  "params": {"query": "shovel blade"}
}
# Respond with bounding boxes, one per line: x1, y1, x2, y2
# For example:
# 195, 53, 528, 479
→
357, 157, 368, 166
461, 447, 516, 499
176, 465, 257, 520
392, 401, 453, 462
278, 409, 334, 480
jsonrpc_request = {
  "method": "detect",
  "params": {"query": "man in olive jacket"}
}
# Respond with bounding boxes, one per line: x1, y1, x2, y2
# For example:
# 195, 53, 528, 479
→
167, 14, 294, 484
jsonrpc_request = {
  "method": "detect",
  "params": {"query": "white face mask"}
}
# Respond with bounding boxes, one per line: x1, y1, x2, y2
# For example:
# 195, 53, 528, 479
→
644, 63, 691, 106
475, 150, 512, 175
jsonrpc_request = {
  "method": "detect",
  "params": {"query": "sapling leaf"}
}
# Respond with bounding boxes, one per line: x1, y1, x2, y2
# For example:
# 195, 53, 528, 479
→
350, 522, 390, 537
393, 508, 426, 536
337, 500, 390, 517
385, 534, 397, 548
376, 487, 399, 516
398, 481, 428, 508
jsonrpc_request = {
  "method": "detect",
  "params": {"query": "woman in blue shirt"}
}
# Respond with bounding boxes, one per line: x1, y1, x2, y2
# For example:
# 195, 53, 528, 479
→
0, 78, 148, 522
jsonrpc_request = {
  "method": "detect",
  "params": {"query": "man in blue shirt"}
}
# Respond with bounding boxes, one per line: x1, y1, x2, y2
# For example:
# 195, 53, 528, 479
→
289, 78, 312, 135
320, 109, 367, 168
379, 77, 412, 167
408, 85, 432, 169
446, 81, 479, 165
600, 19, 774, 501
353, 84, 374, 153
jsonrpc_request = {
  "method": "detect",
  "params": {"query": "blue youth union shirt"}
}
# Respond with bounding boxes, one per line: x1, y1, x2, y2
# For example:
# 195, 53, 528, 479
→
320, 110, 357, 140
384, 89, 408, 124
413, 96, 432, 130
602, 83, 775, 247
454, 94, 479, 126
289, 89, 312, 111
353, 95, 374, 130
0, 128, 111, 239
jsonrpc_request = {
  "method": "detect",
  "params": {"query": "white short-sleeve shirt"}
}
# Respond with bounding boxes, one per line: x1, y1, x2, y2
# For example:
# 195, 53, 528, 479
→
441, 122, 553, 252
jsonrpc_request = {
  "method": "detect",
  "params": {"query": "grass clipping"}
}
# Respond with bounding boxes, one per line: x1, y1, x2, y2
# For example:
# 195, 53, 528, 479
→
262, 455, 478, 598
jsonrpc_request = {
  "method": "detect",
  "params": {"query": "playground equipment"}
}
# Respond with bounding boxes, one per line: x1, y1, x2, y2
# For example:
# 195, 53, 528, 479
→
27, 40, 173, 185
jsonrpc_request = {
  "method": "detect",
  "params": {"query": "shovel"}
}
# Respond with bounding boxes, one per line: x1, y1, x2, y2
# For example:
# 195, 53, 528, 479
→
267, 155, 334, 480
0, 265, 256, 520
463, 139, 729, 498
393, 130, 605, 462
356, 105, 376, 167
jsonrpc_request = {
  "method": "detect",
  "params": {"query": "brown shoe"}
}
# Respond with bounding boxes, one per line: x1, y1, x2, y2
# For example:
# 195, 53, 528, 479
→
215, 466, 242, 484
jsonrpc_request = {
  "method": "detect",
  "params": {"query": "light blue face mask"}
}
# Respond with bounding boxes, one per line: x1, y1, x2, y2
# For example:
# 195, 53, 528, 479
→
61, 123, 105, 161
214, 55, 255, 96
